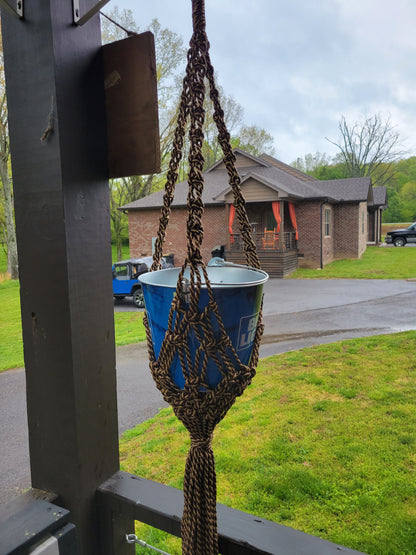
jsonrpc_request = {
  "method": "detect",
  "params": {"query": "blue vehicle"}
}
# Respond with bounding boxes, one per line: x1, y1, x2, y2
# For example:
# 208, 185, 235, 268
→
112, 256, 174, 307
112, 257, 153, 308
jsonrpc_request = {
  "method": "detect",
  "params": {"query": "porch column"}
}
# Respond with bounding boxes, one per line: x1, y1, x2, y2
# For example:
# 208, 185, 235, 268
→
278, 200, 285, 250
2, 3, 132, 553
228, 203, 235, 249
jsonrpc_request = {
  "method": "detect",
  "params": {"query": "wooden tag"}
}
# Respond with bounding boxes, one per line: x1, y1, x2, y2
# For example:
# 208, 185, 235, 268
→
102, 32, 161, 178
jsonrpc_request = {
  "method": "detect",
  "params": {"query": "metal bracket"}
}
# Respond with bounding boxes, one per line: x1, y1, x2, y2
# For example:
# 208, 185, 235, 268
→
0, 0, 23, 19
73, 0, 110, 26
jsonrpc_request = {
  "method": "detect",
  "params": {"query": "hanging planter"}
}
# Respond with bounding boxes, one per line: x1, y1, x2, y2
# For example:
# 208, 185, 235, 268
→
140, 261, 268, 389
141, 1, 268, 553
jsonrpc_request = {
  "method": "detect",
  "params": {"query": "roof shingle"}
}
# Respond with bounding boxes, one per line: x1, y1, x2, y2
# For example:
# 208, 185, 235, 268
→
120, 150, 380, 211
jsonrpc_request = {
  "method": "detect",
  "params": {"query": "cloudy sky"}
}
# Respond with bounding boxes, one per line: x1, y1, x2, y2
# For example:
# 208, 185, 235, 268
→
105, 0, 416, 164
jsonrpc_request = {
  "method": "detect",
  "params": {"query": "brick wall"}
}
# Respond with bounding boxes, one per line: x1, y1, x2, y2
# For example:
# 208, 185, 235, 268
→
294, 201, 367, 268
296, 201, 322, 268
128, 205, 228, 266
128, 199, 368, 270
333, 203, 360, 259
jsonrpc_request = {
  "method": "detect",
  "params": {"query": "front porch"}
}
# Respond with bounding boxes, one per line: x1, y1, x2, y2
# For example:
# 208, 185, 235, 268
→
226, 230, 298, 278
225, 196, 299, 277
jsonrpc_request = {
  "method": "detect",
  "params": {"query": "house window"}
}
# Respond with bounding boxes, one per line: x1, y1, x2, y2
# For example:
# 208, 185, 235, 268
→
362, 211, 365, 234
324, 209, 330, 236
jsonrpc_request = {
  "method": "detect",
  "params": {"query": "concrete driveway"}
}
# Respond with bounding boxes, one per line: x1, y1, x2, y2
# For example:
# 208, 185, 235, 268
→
1, 278, 416, 505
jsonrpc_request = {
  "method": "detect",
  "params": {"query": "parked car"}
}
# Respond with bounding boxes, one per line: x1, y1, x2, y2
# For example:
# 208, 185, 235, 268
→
112, 256, 174, 308
385, 223, 416, 247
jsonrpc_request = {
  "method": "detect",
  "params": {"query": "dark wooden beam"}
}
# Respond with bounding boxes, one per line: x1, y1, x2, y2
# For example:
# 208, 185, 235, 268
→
1, 3, 124, 552
98, 471, 366, 555
0, 489, 68, 554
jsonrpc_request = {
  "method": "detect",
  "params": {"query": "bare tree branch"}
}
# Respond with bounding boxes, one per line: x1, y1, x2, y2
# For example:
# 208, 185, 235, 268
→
327, 113, 407, 187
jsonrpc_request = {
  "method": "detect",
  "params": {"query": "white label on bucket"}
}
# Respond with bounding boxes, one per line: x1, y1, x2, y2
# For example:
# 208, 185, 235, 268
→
237, 312, 259, 351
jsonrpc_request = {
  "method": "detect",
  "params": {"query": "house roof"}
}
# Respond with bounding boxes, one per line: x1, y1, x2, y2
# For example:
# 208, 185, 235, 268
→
311, 177, 373, 203
120, 149, 380, 211
259, 153, 318, 182
372, 186, 387, 207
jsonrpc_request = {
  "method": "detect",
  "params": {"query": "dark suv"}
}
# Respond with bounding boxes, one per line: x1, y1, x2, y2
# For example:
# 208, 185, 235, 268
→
385, 223, 416, 247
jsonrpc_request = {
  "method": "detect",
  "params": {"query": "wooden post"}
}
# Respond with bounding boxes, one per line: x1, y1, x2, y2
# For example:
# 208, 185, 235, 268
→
279, 200, 285, 251
2, 2, 132, 553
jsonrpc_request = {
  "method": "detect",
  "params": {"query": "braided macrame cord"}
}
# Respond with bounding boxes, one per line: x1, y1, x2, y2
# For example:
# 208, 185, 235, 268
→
142, 1, 266, 553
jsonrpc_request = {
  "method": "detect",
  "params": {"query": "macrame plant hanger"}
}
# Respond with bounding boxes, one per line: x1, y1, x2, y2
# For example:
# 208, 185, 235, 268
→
144, 1, 265, 553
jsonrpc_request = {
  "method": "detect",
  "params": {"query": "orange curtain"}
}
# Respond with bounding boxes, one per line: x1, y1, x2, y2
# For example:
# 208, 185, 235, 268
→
228, 204, 236, 243
272, 201, 281, 233
289, 202, 298, 240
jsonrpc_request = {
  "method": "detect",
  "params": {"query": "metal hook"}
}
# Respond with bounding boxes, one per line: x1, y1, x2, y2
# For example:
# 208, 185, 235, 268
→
73, 0, 110, 26
125, 534, 171, 554
0, 0, 23, 19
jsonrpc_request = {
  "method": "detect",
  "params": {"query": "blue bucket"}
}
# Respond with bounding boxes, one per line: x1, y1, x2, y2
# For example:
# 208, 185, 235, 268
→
140, 259, 268, 389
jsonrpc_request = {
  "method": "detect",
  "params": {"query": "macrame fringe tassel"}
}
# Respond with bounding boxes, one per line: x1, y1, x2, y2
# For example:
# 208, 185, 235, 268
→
181, 436, 218, 555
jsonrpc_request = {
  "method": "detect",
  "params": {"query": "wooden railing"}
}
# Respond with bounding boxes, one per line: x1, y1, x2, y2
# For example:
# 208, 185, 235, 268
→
0, 474, 364, 554
96, 471, 365, 555
229, 231, 297, 252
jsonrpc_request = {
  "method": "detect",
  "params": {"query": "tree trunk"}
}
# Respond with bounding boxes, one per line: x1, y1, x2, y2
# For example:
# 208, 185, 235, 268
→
0, 158, 18, 278
116, 229, 123, 261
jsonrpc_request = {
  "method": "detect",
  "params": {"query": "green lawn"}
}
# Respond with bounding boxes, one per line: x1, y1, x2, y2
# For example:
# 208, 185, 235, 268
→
0, 243, 144, 371
1, 241, 415, 552
1, 245, 415, 371
120, 331, 416, 555
111, 243, 130, 262
291, 246, 416, 279
0, 248, 7, 276
0, 280, 24, 370
0, 278, 146, 370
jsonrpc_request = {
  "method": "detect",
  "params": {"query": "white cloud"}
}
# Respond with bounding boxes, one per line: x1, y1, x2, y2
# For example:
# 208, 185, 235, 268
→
107, 0, 416, 162
391, 83, 416, 104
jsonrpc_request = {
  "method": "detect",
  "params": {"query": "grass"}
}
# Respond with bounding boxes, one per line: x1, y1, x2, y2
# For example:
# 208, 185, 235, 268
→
0, 248, 8, 280
0, 243, 146, 371
120, 331, 416, 555
114, 312, 146, 345
382, 222, 412, 234
1, 242, 415, 370
291, 246, 416, 279
0, 278, 147, 370
0, 279, 24, 370
111, 243, 130, 262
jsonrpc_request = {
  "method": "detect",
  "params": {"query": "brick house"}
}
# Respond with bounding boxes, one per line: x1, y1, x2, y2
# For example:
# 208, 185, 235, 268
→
121, 149, 387, 277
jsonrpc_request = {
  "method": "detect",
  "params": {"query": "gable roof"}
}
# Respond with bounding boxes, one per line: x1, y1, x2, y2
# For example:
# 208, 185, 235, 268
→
372, 186, 387, 207
120, 149, 377, 211
313, 177, 372, 203
206, 147, 269, 172
259, 153, 318, 182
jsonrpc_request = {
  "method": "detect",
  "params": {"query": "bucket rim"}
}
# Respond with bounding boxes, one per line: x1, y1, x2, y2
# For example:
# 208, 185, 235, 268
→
139, 265, 269, 288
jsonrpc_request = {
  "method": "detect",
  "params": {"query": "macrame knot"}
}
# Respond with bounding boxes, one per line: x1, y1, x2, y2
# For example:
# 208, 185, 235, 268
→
190, 435, 212, 450
141, 2, 265, 553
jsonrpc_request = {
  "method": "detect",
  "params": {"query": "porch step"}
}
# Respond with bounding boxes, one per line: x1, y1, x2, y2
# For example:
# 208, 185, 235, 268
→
225, 250, 298, 278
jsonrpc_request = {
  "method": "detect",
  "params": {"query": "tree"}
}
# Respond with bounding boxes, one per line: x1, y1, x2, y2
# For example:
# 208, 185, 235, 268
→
231, 125, 275, 157
327, 113, 406, 187
291, 152, 346, 180
0, 25, 18, 279
382, 187, 405, 223
110, 175, 153, 261
201, 89, 244, 170
382, 156, 416, 222
100, 6, 139, 43
101, 8, 277, 258
400, 180, 416, 221
101, 9, 186, 259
